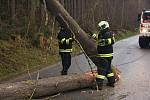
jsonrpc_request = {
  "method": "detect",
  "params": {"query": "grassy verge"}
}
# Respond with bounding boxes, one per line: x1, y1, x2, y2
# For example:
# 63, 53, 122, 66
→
115, 30, 138, 41
0, 38, 81, 81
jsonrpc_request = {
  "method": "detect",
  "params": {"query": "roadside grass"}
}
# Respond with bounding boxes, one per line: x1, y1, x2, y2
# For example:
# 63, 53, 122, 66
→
115, 30, 138, 41
0, 39, 81, 81
0, 30, 137, 81
0, 39, 58, 80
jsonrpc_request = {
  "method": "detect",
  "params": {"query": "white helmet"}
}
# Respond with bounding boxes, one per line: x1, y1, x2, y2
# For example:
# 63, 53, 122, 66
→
98, 21, 109, 30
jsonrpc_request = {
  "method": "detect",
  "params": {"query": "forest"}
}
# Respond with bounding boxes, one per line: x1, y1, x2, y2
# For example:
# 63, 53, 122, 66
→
1, 0, 150, 40
0, 0, 150, 80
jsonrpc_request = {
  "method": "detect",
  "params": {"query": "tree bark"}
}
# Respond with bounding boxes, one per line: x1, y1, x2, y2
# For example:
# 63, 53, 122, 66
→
30, 0, 37, 32
0, 73, 94, 100
10, 0, 15, 22
45, 0, 98, 66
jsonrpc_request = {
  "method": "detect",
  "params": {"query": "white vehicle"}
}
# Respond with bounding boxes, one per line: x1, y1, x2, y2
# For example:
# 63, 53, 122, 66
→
138, 10, 150, 48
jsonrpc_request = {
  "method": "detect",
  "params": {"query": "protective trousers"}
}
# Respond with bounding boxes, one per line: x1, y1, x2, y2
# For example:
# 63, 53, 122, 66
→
60, 52, 71, 75
96, 57, 115, 88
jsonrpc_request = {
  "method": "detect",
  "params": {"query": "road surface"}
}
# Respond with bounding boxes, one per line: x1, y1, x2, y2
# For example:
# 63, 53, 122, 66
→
4, 35, 150, 100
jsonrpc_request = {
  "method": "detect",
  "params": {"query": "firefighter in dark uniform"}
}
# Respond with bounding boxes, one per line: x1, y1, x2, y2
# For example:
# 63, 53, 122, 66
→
57, 25, 74, 75
92, 21, 115, 90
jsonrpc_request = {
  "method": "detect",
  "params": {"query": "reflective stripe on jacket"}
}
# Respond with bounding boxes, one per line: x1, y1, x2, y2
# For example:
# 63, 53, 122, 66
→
96, 53, 113, 58
57, 28, 73, 51
59, 49, 72, 53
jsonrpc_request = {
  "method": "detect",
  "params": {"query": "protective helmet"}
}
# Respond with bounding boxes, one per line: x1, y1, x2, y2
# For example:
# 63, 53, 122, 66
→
98, 21, 109, 30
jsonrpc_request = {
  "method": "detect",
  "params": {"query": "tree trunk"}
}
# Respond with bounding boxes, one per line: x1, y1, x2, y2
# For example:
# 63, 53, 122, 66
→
30, 0, 37, 32
45, 0, 99, 66
10, 0, 15, 23
0, 73, 94, 99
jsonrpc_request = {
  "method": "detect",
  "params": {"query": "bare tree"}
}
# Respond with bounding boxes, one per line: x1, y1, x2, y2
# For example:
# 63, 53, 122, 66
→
10, 0, 15, 23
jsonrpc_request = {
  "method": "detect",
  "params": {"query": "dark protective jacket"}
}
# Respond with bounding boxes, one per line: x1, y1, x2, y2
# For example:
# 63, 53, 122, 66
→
92, 29, 115, 57
57, 28, 73, 53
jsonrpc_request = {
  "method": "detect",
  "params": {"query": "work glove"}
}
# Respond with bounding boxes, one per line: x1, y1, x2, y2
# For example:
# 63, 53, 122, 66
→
66, 38, 73, 45
98, 39, 107, 46
69, 38, 73, 42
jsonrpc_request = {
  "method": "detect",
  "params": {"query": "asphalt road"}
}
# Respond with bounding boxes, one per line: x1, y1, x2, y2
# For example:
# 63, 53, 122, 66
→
5, 35, 150, 100
44, 35, 150, 100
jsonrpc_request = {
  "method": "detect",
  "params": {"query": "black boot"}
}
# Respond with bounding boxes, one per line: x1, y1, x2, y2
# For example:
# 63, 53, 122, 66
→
107, 76, 115, 87
61, 70, 67, 75
97, 82, 103, 90
96, 78, 104, 90
107, 83, 115, 87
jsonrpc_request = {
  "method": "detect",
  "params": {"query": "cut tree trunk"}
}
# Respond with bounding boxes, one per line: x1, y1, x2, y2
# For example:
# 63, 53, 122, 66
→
0, 72, 95, 100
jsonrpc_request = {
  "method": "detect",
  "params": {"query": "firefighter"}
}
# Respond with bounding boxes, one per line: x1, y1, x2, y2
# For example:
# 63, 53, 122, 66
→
91, 21, 115, 90
57, 24, 74, 75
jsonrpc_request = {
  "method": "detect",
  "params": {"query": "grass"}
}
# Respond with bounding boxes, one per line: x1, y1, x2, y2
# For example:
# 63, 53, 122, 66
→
115, 30, 138, 41
0, 39, 58, 80
0, 38, 81, 81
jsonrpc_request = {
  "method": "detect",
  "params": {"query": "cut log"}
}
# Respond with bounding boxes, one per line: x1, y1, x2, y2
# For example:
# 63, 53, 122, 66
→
0, 72, 95, 100
0, 69, 120, 99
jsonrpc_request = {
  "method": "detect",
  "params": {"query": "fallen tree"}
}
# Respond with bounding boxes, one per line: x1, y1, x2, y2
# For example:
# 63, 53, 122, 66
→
0, 72, 95, 100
